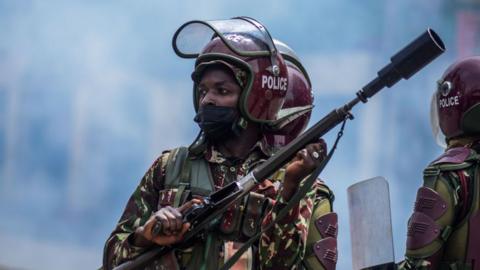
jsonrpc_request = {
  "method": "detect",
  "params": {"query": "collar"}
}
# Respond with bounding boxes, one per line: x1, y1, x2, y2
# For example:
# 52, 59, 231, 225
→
203, 139, 272, 166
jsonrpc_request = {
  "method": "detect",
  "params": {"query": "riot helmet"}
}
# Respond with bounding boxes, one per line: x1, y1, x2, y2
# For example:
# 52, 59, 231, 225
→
173, 17, 289, 126
264, 40, 314, 148
431, 56, 480, 145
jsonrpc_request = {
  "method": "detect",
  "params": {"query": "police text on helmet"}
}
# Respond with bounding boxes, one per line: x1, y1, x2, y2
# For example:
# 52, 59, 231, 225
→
261, 75, 287, 91
439, 95, 459, 108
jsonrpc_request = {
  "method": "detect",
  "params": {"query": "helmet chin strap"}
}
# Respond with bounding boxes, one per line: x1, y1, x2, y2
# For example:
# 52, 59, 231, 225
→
235, 117, 248, 131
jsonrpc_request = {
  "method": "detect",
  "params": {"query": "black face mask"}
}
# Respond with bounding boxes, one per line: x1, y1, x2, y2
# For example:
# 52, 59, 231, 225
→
194, 105, 239, 141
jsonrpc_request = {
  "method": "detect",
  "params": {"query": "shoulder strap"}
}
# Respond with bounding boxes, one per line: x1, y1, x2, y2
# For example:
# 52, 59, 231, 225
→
176, 147, 191, 207
423, 166, 441, 189
163, 147, 191, 207
423, 152, 480, 210
164, 147, 215, 207
164, 147, 185, 187
423, 148, 480, 189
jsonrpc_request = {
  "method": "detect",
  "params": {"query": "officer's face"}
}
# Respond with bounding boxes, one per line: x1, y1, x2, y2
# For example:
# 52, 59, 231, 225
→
197, 66, 241, 109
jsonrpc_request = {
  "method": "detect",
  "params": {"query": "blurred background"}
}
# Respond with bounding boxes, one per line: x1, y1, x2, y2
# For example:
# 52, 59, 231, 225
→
1, 0, 479, 269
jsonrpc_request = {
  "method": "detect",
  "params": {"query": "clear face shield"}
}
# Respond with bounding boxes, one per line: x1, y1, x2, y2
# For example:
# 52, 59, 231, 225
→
430, 87, 447, 149
172, 16, 278, 65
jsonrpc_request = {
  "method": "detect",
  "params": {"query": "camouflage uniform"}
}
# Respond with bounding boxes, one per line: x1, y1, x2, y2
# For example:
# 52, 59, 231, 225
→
103, 141, 337, 270
399, 141, 480, 269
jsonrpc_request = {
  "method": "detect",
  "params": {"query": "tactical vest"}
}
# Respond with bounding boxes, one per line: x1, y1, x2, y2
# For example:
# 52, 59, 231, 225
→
158, 147, 275, 270
157, 146, 336, 270
406, 146, 480, 270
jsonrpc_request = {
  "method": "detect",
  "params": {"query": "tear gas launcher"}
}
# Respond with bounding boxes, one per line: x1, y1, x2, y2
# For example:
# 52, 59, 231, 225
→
113, 28, 445, 270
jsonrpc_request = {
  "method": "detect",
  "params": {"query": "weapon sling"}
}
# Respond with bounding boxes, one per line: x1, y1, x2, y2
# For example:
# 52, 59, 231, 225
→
220, 119, 347, 270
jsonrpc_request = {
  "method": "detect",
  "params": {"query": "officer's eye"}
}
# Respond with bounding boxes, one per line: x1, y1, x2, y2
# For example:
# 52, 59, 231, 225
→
219, 88, 229, 95
198, 88, 207, 97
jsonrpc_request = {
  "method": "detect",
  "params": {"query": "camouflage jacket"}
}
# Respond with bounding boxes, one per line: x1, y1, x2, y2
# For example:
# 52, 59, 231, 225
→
102, 143, 336, 270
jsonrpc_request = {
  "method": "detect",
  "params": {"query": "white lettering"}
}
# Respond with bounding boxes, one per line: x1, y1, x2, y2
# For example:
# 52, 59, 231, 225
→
281, 78, 287, 91
262, 76, 268, 89
261, 75, 288, 91
439, 95, 460, 108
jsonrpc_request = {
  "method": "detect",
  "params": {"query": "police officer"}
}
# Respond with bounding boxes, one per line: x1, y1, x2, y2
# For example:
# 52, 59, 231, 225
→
400, 56, 480, 269
103, 17, 337, 270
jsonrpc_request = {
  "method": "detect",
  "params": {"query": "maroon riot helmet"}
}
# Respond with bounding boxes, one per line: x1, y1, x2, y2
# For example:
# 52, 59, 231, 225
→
173, 17, 288, 126
264, 40, 314, 148
431, 56, 480, 144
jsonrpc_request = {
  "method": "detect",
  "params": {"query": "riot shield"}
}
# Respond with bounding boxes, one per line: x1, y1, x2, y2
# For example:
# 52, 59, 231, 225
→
347, 177, 396, 270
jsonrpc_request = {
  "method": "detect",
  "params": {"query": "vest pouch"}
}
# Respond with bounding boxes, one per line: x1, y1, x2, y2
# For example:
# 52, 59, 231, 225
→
241, 192, 268, 238
219, 201, 243, 237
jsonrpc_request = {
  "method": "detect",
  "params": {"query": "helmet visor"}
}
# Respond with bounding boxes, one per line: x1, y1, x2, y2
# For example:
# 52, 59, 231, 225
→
173, 17, 276, 58
430, 92, 447, 148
